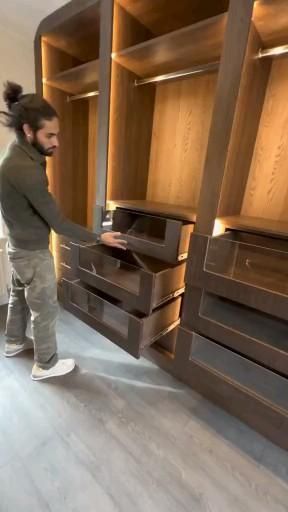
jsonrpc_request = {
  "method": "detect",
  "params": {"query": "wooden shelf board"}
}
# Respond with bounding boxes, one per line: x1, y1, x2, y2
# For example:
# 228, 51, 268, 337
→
113, 14, 227, 78
117, 0, 229, 36
254, 0, 288, 48
107, 200, 197, 222
219, 215, 288, 239
44, 59, 99, 95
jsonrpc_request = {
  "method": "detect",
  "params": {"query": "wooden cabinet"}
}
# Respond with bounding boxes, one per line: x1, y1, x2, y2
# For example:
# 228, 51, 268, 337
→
36, 1, 288, 449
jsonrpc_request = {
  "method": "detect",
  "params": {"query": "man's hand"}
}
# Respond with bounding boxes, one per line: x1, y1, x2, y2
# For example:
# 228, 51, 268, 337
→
100, 231, 127, 250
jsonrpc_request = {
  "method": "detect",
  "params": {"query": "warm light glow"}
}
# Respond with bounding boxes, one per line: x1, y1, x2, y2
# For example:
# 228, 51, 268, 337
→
258, 45, 288, 59
213, 219, 226, 236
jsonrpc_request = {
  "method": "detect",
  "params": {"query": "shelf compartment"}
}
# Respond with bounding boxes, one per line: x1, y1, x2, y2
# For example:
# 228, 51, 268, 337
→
186, 232, 288, 321
182, 288, 288, 376
175, 328, 288, 450
112, 14, 227, 78
44, 59, 99, 94
254, 0, 288, 49
62, 278, 181, 358
112, 208, 194, 263
72, 243, 185, 315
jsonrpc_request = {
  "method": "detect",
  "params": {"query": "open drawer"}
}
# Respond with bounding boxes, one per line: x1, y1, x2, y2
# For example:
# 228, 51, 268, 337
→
112, 208, 194, 263
72, 243, 185, 315
62, 278, 181, 358
186, 232, 288, 321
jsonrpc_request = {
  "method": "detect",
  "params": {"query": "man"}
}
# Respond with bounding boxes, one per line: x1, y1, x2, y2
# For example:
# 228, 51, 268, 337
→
0, 81, 126, 381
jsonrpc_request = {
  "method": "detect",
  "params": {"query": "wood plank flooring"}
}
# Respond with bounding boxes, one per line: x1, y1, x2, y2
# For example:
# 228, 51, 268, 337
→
0, 306, 288, 512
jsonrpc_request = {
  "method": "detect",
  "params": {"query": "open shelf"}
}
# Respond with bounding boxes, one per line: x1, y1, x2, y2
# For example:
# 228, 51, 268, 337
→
107, 200, 197, 222
254, 0, 288, 48
44, 59, 99, 95
41, 3, 101, 61
219, 215, 288, 240
113, 14, 227, 78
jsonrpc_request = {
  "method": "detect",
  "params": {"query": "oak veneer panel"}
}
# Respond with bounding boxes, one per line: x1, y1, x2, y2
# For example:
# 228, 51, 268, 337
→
107, 62, 155, 201
87, 97, 98, 229
254, 0, 288, 48
147, 74, 217, 208
107, 200, 196, 222
218, 25, 271, 217
45, 60, 99, 95
117, 0, 228, 36
41, 40, 79, 77
242, 58, 288, 222
219, 215, 288, 239
113, 14, 227, 78
113, 2, 152, 53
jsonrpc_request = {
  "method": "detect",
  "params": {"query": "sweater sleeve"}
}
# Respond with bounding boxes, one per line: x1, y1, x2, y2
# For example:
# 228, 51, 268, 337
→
14, 162, 99, 242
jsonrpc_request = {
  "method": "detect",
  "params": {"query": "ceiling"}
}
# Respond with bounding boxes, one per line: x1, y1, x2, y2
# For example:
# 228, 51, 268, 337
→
0, 0, 68, 41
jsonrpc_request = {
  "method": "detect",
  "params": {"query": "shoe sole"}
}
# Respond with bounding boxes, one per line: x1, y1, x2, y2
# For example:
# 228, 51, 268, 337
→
31, 362, 76, 381
4, 347, 34, 358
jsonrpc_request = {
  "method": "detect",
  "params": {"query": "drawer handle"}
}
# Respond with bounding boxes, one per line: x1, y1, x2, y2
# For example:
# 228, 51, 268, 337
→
146, 319, 180, 346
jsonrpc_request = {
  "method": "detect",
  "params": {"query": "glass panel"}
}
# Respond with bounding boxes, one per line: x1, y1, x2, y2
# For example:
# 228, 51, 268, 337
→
112, 209, 167, 245
205, 235, 288, 295
191, 334, 288, 412
70, 282, 129, 337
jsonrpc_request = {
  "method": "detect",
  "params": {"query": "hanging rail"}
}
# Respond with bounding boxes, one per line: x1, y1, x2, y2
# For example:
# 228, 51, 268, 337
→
67, 90, 99, 102
134, 61, 220, 87
258, 44, 288, 59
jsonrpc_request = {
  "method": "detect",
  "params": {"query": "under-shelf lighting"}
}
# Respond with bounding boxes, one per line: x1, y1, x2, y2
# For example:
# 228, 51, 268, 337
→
258, 45, 288, 59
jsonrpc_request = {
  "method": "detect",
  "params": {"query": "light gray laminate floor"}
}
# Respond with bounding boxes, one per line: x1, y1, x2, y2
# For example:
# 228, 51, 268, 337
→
0, 306, 288, 512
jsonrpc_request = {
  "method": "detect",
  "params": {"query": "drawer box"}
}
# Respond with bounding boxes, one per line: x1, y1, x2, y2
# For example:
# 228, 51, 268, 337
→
175, 328, 288, 450
62, 279, 181, 358
112, 208, 194, 263
182, 287, 288, 377
72, 243, 185, 314
186, 232, 288, 321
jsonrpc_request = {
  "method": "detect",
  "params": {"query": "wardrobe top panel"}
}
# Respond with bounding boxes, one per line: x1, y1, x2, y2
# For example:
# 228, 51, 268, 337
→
117, 0, 229, 35
107, 200, 197, 222
254, 0, 288, 48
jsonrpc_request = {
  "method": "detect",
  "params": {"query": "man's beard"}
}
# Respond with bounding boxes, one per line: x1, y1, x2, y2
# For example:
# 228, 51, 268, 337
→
31, 135, 55, 157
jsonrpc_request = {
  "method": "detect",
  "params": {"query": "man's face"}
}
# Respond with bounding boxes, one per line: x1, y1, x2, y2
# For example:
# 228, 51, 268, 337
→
33, 117, 60, 157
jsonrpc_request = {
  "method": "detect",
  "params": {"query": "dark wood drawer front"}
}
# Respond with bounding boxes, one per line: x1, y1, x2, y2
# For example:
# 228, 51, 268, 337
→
62, 279, 181, 358
73, 244, 185, 314
175, 328, 288, 451
182, 287, 288, 376
112, 208, 194, 263
189, 332, 288, 413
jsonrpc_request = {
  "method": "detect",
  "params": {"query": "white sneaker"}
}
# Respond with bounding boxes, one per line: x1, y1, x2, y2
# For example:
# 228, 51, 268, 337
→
4, 337, 34, 358
31, 358, 76, 381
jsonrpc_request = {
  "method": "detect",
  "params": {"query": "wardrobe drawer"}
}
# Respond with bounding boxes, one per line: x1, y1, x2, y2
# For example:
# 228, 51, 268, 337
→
62, 279, 181, 358
112, 208, 194, 263
72, 243, 185, 314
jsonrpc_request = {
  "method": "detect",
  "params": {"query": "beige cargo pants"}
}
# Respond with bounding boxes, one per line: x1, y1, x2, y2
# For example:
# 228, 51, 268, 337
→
5, 247, 58, 369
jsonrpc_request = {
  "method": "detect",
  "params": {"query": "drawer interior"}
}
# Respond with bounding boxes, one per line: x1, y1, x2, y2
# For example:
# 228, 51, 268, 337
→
112, 208, 168, 244
190, 334, 288, 412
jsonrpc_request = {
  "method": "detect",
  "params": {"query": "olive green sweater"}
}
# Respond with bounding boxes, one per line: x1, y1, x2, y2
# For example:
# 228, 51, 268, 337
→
0, 137, 98, 250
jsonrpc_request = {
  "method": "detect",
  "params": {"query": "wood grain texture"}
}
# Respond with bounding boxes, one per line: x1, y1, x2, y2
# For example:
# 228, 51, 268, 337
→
44, 59, 99, 95
218, 24, 271, 217
254, 0, 288, 48
0, 306, 288, 512
147, 74, 217, 208
107, 200, 197, 221
218, 215, 288, 239
117, 0, 229, 36
107, 61, 155, 201
113, 2, 152, 53
87, 97, 98, 229
113, 14, 227, 78
242, 57, 288, 221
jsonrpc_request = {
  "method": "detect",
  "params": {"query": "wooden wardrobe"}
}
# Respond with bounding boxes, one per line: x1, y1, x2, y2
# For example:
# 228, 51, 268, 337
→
35, 0, 288, 451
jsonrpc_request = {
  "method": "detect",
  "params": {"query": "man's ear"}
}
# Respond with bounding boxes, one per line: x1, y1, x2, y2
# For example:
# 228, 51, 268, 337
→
23, 123, 33, 142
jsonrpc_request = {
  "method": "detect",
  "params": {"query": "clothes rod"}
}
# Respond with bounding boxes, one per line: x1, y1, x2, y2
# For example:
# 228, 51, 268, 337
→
258, 44, 288, 59
67, 91, 99, 102
134, 62, 220, 87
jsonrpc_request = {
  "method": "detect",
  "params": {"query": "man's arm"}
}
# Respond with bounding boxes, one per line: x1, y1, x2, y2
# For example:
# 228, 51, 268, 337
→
14, 163, 126, 248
